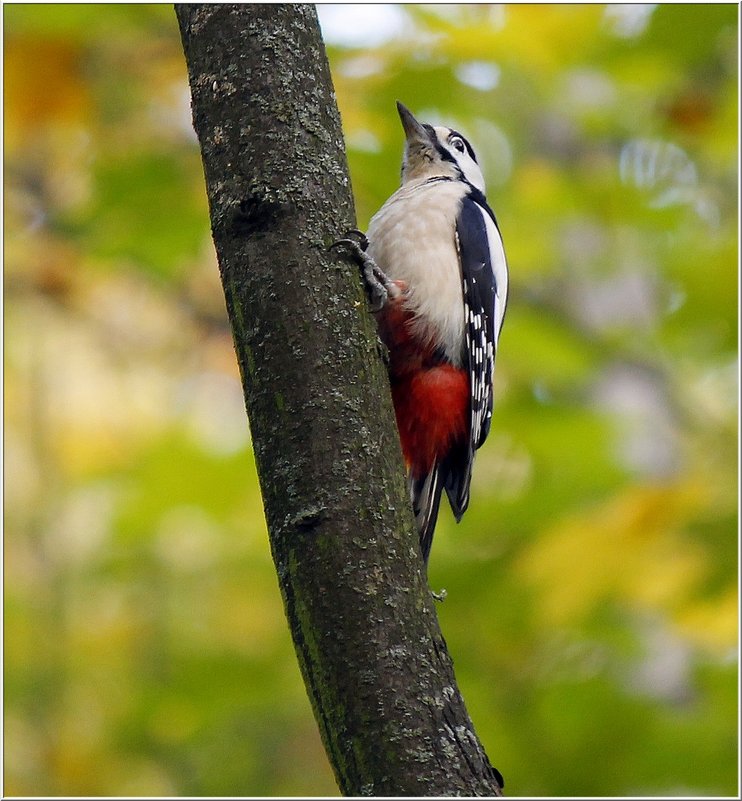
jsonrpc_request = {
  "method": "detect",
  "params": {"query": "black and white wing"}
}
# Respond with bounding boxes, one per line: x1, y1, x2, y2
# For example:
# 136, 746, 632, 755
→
445, 190, 508, 516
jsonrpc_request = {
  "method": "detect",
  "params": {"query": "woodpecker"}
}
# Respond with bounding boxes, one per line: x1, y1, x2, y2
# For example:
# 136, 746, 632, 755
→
334, 101, 508, 563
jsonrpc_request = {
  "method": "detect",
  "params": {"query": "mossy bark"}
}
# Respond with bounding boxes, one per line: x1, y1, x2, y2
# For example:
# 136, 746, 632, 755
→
175, 4, 503, 796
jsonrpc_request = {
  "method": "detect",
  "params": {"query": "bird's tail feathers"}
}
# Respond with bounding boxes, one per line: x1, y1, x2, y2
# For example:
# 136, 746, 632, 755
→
409, 466, 445, 564
442, 443, 474, 522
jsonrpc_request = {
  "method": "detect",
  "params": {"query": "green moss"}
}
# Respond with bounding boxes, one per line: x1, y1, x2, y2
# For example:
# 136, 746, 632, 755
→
285, 546, 352, 786
243, 345, 256, 377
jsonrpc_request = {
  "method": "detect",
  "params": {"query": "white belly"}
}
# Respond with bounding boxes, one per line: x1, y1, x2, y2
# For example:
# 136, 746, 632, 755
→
367, 179, 467, 364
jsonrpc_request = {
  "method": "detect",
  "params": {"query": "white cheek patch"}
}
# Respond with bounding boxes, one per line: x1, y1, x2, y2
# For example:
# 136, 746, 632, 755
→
431, 126, 486, 194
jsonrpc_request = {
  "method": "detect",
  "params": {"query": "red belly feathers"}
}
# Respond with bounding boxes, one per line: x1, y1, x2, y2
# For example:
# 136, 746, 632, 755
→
375, 281, 469, 477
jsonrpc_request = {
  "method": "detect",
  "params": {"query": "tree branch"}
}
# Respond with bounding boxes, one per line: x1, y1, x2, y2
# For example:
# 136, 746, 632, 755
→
175, 3, 503, 795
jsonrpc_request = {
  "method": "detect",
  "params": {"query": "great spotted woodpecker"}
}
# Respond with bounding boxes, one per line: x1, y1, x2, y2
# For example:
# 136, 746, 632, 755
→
334, 102, 508, 563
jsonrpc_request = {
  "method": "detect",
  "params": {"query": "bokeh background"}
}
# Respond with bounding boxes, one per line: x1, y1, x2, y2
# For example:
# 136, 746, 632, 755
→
4, 3, 738, 797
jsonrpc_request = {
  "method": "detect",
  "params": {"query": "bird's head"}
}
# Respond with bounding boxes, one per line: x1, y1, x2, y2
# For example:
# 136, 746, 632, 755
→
396, 101, 485, 194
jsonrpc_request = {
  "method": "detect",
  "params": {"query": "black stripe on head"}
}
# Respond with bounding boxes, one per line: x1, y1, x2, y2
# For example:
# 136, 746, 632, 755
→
449, 129, 478, 163
422, 123, 458, 166
436, 143, 459, 166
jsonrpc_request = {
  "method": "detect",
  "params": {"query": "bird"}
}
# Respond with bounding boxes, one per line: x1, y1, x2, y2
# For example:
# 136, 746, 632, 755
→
333, 101, 508, 564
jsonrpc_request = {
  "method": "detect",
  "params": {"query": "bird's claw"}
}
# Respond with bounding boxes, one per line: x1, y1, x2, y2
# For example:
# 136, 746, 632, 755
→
329, 228, 369, 253
330, 230, 390, 312
342, 228, 369, 250
431, 588, 448, 602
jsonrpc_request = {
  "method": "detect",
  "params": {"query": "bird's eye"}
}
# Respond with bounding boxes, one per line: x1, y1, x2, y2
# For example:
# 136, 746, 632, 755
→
451, 137, 466, 154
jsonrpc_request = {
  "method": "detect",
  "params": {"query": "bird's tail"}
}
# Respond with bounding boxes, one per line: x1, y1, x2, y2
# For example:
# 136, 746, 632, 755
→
442, 442, 474, 522
409, 466, 445, 564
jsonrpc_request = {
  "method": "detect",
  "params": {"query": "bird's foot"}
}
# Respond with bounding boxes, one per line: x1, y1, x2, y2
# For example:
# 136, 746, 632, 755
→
330, 230, 393, 312
431, 588, 448, 602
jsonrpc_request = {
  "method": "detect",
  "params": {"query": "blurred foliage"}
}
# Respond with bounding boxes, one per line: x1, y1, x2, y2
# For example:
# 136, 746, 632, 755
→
4, 3, 738, 797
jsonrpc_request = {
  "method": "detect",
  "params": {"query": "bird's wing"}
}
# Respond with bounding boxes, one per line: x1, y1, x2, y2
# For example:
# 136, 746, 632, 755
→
445, 191, 508, 515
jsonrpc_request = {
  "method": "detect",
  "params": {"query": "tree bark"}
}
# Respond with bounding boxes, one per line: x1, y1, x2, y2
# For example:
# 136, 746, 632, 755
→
175, 4, 503, 796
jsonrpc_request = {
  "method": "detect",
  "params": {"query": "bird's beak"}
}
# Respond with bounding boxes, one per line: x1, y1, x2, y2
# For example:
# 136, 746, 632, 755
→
396, 101, 431, 145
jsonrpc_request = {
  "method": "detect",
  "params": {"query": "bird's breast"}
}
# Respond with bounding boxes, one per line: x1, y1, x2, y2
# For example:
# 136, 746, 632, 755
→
367, 180, 467, 364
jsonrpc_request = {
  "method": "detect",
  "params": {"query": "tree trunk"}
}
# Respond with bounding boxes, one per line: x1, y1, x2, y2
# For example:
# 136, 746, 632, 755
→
175, 4, 503, 796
